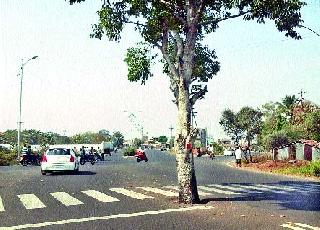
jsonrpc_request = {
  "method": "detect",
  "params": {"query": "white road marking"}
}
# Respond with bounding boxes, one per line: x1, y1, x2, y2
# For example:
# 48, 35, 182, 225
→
163, 186, 212, 196
0, 205, 214, 230
50, 192, 83, 206
254, 185, 287, 193
136, 187, 177, 197
231, 184, 264, 193
82, 190, 119, 203
281, 223, 306, 230
258, 184, 297, 192
294, 223, 320, 230
17, 194, 46, 210
109, 188, 154, 200
207, 184, 248, 193
198, 186, 241, 195
0, 196, 4, 212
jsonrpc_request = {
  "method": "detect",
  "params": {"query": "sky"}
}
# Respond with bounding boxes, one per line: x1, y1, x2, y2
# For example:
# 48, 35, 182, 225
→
0, 0, 319, 140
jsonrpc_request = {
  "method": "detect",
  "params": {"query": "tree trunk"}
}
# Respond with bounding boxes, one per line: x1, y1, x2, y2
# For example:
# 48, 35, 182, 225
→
174, 83, 200, 204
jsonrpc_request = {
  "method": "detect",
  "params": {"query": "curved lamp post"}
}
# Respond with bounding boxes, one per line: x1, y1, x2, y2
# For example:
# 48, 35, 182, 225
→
17, 55, 38, 159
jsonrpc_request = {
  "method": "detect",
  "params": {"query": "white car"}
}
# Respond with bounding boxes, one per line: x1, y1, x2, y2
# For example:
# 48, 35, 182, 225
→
40, 148, 79, 175
223, 149, 235, 156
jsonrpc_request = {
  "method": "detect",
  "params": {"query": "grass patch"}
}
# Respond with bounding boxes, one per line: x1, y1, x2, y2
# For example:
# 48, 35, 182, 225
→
0, 147, 17, 166
123, 147, 135, 156
274, 160, 320, 177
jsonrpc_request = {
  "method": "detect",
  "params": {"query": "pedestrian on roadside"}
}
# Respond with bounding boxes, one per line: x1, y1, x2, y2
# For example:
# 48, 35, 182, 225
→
235, 145, 242, 167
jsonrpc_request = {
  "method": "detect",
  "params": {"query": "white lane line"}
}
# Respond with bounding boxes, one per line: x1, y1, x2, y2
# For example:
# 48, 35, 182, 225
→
0, 196, 4, 212
82, 190, 119, 203
254, 185, 287, 194
198, 186, 241, 195
207, 184, 248, 193
0, 205, 213, 230
163, 186, 212, 196
109, 188, 154, 200
136, 187, 177, 197
258, 184, 297, 192
281, 223, 306, 230
294, 223, 320, 230
232, 185, 265, 193
17, 194, 46, 210
50, 192, 83, 206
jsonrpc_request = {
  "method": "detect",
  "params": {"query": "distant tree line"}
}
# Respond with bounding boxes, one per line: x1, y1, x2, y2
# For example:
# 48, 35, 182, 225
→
220, 95, 320, 151
0, 129, 125, 148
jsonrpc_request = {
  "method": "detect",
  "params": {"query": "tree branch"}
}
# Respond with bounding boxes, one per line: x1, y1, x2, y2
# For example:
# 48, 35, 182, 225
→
200, 10, 252, 26
299, 25, 320, 37
189, 85, 207, 106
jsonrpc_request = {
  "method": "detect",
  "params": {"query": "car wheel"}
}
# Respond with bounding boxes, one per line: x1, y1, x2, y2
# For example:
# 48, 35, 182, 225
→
41, 170, 46, 175
145, 158, 148, 162
137, 158, 141, 162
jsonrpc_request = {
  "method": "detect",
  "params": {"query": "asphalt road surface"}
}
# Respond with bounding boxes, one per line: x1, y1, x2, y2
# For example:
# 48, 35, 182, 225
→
0, 150, 319, 230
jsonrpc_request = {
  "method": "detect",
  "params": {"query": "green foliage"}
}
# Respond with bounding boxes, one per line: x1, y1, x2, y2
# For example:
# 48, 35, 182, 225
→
219, 109, 242, 143
0, 147, 17, 166
237, 106, 263, 143
132, 138, 143, 148
70, 132, 106, 144
112, 131, 125, 147
211, 142, 224, 155
275, 161, 320, 177
220, 107, 262, 145
124, 44, 152, 85
158, 136, 168, 144
263, 124, 303, 150
123, 147, 135, 156
303, 111, 320, 141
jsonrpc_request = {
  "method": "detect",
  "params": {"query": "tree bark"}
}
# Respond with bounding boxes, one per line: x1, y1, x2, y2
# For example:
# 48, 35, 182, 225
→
174, 81, 200, 204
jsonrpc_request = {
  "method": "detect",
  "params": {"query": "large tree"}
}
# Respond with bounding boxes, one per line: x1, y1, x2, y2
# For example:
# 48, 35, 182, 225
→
219, 109, 242, 144
69, 0, 306, 204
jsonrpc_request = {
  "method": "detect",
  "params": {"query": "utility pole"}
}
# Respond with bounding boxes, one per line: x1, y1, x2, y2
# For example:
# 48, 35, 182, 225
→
169, 125, 174, 138
298, 89, 306, 107
17, 56, 38, 160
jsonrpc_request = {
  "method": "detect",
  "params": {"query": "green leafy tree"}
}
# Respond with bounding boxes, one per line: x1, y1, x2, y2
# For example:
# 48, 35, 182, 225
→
69, 0, 306, 204
112, 131, 125, 147
133, 138, 143, 148
303, 111, 320, 141
212, 142, 224, 155
158, 136, 168, 144
237, 107, 263, 149
219, 109, 242, 144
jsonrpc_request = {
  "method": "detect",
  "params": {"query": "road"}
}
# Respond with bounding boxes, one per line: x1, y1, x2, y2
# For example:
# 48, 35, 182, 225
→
0, 150, 319, 230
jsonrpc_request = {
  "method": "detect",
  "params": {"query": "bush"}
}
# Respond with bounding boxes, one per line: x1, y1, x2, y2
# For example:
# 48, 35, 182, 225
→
310, 161, 320, 176
0, 147, 17, 166
123, 147, 135, 156
275, 160, 320, 177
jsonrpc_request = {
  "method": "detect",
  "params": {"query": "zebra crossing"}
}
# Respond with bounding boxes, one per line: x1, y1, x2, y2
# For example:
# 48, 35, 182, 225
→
0, 183, 319, 212
281, 222, 320, 230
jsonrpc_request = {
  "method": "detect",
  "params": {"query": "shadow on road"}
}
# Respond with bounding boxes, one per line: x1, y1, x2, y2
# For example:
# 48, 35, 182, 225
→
45, 171, 97, 176
198, 181, 320, 212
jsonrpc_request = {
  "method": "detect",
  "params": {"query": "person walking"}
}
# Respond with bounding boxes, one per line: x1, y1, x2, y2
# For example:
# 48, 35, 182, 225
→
235, 145, 242, 167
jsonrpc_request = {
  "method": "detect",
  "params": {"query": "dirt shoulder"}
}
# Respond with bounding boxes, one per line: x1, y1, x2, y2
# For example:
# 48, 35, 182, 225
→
227, 160, 320, 181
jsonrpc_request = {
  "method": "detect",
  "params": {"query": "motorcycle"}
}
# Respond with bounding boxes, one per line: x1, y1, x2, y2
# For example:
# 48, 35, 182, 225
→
134, 149, 148, 162
80, 154, 96, 165
20, 154, 41, 166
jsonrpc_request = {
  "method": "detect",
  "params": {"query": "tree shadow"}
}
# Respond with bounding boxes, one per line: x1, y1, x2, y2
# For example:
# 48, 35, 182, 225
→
198, 181, 320, 211
47, 171, 97, 176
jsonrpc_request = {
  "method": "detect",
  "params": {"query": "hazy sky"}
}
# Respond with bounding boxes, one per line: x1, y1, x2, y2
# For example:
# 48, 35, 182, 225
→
0, 0, 319, 140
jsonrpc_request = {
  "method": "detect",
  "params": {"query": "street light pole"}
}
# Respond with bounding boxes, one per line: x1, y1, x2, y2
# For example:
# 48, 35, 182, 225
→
17, 56, 38, 160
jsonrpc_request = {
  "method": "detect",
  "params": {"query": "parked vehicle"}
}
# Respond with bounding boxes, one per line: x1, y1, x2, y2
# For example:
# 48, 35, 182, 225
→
135, 148, 148, 162
40, 148, 80, 175
20, 154, 41, 166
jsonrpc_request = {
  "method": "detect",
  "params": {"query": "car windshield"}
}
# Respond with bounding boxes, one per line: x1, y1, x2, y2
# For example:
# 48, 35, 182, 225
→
46, 148, 70, 155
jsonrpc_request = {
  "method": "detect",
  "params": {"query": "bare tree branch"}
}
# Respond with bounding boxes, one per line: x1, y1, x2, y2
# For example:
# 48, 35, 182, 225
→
200, 10, 252, 26
299, 25, 320, 37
